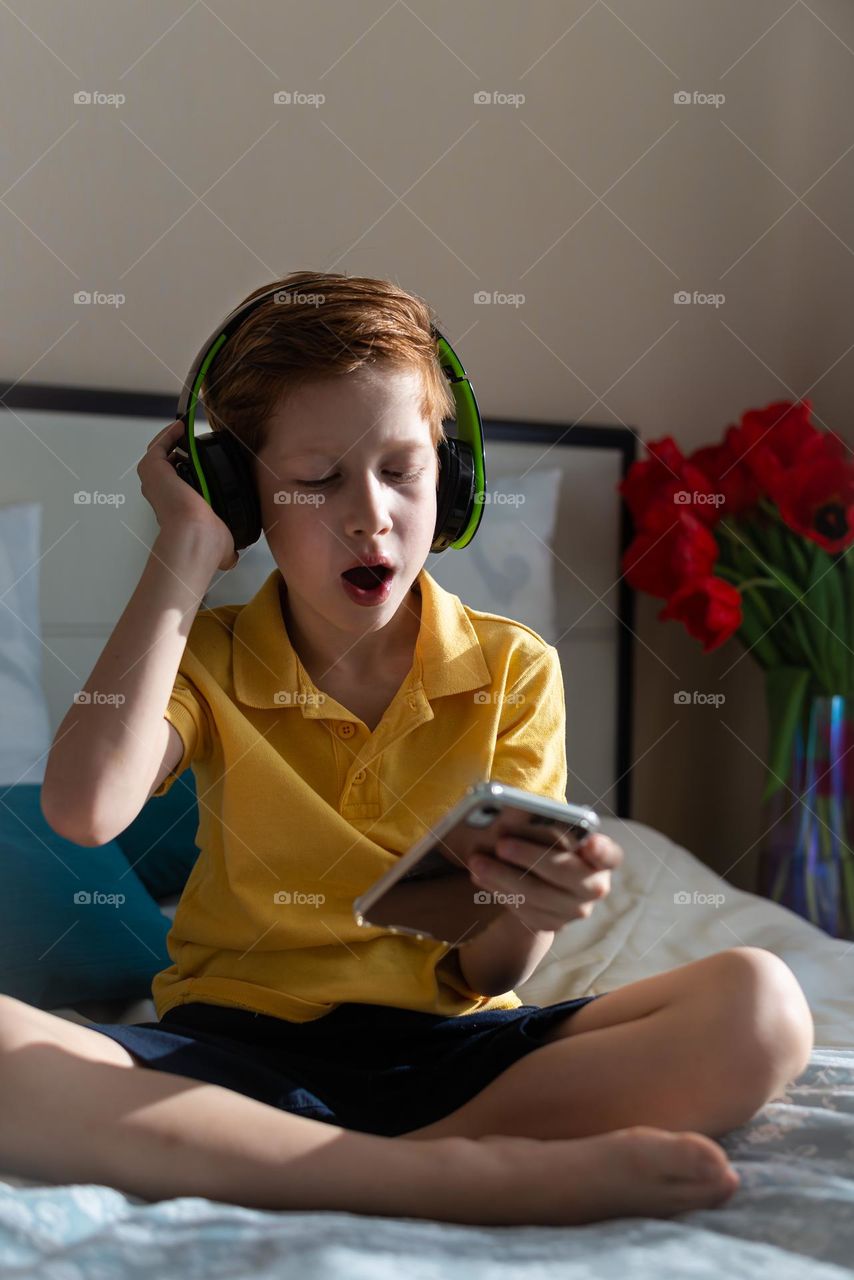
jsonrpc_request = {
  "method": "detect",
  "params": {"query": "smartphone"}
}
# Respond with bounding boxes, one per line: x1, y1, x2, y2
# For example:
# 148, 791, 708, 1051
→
352, 781, 600, 948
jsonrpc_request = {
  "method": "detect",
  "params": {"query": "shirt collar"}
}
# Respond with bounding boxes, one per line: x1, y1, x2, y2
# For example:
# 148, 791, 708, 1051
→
232, 566, 491, 711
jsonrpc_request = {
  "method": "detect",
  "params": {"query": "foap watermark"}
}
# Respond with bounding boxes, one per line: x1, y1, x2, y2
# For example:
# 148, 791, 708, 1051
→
673, 90, 725, 109
74, 890, 126, 907
474, 889, 526, 907
471, 91, 524, 108
74, 290, 125, 307
473, 90, 525, 108
273, 90, 325, 108
673, 489, 725, 509
73, 690, 126, 706
273, 690, 327, 707
74, 90, 126, 108
473, 690, 525, 706
674, 289, 725, 308
673, 689, 726, 708
474, 289, 525, 307
274, 490, 325, 505
273, 890, 326, 906
74, 490, 126, 506
274, 289, 325, 307
474, 490, 525, 506
674, 890, 726, 908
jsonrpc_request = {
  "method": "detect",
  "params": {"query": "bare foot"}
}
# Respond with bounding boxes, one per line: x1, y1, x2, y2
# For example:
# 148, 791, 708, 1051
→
452, 1126, 740, 1226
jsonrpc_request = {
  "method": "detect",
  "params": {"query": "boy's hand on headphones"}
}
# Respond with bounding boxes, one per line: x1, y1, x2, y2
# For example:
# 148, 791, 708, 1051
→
137, 419, 239, 571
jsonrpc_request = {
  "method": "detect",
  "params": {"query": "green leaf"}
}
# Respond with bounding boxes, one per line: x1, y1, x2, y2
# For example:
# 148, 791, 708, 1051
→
801, 547, 845, 692
762, 666, 812, 805
780, 523, 812, 583
736, 591, 780, 668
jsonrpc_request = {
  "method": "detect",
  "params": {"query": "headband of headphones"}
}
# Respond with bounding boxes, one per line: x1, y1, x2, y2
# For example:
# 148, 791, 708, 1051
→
173, 282, 487, 554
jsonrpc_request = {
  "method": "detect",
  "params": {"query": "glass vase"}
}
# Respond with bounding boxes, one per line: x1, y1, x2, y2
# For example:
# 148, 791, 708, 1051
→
758, 693, 854, 940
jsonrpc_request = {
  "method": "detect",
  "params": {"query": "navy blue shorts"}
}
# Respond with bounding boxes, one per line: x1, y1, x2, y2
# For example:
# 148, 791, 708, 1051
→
86, 995, 604, 1137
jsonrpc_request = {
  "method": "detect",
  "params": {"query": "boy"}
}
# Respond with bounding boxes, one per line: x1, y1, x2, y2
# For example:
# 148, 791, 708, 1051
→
17, 273, 811, 1224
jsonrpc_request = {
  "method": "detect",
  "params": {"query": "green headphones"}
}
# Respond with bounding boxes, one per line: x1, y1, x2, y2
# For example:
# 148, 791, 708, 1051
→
171, 284, 487, 554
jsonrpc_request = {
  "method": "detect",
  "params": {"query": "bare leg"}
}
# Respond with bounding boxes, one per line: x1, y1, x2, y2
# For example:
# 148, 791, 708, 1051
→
401, 947, 814, 1142
0, 995, 740, 1225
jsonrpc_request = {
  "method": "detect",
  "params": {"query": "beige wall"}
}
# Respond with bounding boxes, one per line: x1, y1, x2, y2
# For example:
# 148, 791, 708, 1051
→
4, 2, 853, 891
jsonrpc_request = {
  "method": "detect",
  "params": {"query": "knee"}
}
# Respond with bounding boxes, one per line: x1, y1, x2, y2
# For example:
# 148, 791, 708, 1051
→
0, 994, 38, 1055
0, 996, 29, 1078
714, 947, 815, 1083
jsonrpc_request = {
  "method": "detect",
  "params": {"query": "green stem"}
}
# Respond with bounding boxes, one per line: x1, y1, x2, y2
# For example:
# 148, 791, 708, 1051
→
756, 498, 813, 581
718, 523, 825, 679
717, 520, 802, 598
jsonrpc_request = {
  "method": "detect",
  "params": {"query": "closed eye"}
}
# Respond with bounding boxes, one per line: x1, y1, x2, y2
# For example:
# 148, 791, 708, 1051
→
295, 469, 424, 488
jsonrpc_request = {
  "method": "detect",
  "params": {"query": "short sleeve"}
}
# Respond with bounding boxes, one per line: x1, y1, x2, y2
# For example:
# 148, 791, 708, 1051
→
151, 670, 214, 798
489, 644, 567, 803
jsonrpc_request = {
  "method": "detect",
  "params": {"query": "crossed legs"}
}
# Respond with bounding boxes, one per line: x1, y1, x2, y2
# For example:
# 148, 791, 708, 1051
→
400, 946, 815, 1142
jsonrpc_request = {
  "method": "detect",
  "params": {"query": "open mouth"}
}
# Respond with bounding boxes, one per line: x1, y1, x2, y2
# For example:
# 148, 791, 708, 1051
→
341, 565, 394, 590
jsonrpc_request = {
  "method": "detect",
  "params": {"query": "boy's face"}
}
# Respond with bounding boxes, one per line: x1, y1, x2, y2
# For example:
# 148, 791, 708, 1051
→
253, 365, 439, 643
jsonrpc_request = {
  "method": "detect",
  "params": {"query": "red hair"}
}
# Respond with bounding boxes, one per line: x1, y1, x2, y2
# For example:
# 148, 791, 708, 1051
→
201, 271, 454, 460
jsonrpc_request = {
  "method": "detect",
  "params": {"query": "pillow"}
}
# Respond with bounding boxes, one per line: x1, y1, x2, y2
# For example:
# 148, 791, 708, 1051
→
0, 503, 52, 784
201, 532, 277, 608
115, 768, 201, 899
424, 468, 562, 641
0, 785, 172, 1009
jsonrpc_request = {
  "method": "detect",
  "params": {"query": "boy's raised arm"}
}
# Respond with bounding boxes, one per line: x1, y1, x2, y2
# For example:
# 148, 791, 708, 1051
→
41, 419, 241, 847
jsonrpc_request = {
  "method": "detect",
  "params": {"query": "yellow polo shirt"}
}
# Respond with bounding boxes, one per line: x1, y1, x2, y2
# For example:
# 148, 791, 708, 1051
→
150, 566, 568, 1023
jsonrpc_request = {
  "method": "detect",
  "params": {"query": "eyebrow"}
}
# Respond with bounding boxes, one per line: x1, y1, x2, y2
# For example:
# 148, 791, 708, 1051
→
284, 437, 431, 458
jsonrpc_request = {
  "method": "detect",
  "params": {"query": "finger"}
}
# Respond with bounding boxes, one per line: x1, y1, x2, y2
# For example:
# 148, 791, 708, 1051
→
147, 419, 186, 453
578, 869, 611, 899
577, 834, 622, 870
471, 855, 591, 906
494, 836, 584, 885
470, 852, 593, 915
493, 838, 610, 902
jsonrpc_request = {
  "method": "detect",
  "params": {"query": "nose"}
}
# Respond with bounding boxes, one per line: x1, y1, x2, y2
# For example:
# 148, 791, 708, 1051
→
343, 472, 392, 539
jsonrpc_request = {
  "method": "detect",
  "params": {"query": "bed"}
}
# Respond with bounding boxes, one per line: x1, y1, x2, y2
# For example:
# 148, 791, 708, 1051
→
0, 385, 852, 1277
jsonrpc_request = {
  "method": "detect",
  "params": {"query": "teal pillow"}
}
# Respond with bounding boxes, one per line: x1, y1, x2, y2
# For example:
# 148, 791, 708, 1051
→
115, 768, 201, 899
0, 785, 172, 1010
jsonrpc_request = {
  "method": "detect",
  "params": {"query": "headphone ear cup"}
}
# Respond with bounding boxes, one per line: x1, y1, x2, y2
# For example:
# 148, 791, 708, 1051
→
432, 437, 476, 554
190, 432, 263, 551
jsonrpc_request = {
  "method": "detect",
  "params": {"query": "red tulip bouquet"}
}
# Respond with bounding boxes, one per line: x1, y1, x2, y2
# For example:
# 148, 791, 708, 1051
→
618, 400, 854, 934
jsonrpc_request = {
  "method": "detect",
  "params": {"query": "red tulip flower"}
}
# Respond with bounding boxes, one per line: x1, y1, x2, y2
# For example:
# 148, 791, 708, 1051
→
658, 575, 744, 653
772, 456, 854, 555
622, 504, 720, 600
618, 436, 721, 528
619, 400, 852, 670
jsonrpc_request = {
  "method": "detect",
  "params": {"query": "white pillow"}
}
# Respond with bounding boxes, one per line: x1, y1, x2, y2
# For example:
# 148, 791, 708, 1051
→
201, 528, 276, 609
425, 468, 561, 641
0, 502, 52, 784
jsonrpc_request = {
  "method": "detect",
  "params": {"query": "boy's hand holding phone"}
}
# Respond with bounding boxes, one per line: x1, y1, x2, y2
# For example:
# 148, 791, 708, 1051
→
468, 829, 623, 934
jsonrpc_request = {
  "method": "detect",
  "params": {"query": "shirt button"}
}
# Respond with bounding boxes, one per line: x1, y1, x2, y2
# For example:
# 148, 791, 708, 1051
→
353, 769, 366, 784
338, 723, 355, 737
407, 695, 418, 710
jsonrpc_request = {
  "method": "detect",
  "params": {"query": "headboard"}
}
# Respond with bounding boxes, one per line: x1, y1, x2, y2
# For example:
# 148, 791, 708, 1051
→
0, 384, 636, 817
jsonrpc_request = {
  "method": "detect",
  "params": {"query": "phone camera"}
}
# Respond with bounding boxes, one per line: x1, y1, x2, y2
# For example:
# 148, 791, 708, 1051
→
466, 805, 499, 829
